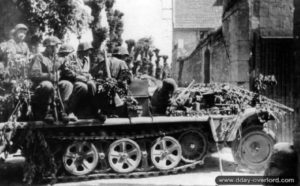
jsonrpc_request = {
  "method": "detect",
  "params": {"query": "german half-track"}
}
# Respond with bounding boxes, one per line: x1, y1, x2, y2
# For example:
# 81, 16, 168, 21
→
0, 79, 293, 184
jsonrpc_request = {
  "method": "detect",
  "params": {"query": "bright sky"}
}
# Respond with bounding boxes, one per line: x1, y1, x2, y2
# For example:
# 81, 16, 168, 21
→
115, 0, 172, 60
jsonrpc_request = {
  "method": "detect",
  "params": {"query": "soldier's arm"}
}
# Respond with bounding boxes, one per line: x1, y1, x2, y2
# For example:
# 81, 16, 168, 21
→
120, 60, 129, 70
59, 61, 77, 82
29, 55, 54, 82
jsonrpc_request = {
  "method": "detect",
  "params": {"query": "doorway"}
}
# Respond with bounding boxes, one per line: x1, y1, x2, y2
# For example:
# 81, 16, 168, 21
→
204, 49, 210, 83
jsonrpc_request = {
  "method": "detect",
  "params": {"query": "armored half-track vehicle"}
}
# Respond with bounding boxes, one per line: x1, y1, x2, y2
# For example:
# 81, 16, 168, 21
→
0, 79, 293, 184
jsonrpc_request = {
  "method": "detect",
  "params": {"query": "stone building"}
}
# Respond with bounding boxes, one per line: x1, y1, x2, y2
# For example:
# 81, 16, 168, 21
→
171, 0, 223, 84
172, 0, 296, 142
173, 0, 294, 88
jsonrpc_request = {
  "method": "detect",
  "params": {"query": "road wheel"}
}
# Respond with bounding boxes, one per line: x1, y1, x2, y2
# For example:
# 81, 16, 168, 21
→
108, 138, 142, 173
151, 136, 182, 170
62, 142, 99, 176
178, 129, 208, 163
232, 126, 275, 171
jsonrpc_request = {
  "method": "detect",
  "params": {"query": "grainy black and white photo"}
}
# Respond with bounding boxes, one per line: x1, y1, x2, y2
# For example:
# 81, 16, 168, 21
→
0, 0, 299, 185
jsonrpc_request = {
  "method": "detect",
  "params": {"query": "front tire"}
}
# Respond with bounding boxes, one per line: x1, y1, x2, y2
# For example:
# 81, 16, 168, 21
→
232, 126, 276, 172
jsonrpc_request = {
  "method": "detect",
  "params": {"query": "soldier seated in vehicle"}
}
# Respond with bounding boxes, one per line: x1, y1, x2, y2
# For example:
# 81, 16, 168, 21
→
151, 78, 177, 115
90, 47, 132, 118
77, 42, 93, 73
28, 36, 71, 122
58, 44, 98, 121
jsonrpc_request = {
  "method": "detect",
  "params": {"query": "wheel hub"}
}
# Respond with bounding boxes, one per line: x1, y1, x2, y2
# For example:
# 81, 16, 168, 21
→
151, 136, 182, 170
190, 143, 196, 150
250, 142, 261, 154
62, 142, 99, 176
233, 128, 275, 171
108, 138, 142, 173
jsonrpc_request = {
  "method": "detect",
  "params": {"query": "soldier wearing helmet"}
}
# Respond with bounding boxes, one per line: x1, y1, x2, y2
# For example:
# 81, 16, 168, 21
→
29, 36, 71, 122
110, 46, 130, 80
77, 42, 93, 73
0, 23, 30, 79
91, 46, 129, 81
58, 44, 99, 121
151, 78, 177, 115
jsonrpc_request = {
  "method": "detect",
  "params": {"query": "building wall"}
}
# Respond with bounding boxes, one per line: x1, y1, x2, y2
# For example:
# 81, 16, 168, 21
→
222, 0, 250, 87
176, 0, 294, 87
210, 37, 231, 83
171, 28, 205, 82
257, 0, 294, 37
180, 46, 202, 85
178, 31, 231, 85
177, 0, 251, 86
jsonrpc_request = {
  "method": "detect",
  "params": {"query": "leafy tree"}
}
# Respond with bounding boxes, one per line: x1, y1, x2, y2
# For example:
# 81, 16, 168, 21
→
16, 0, 92, 39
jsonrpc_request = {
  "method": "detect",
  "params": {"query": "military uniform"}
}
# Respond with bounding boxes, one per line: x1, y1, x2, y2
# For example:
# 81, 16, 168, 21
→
91, 56, 128, 80
0, 24, 30, 79
59, 44, 97, 120
151, 78, 177, 115
77, 42, 93, 73
29, 36, 71, 121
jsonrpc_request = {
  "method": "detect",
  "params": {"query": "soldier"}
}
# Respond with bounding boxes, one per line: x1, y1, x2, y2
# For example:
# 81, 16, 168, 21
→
58, 44, 97, 121
0, 24, 30, 79
111, 46, 131, 78
29, 36, 71, 122
91, 46, 130, 81
151, 78, 177, 115
90, 47, 131, 118
77, 42, 93, 73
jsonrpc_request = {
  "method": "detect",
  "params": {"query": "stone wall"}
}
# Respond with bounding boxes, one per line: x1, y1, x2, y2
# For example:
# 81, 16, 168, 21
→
179, 43, 202, 85
222, 0, 251, 87
177, 0, 251, 87
171, 28, 205, 82
257, 0, 294, 37
210, 35, 231, 83
175, 0, 294, 88
178, 30, 231, 86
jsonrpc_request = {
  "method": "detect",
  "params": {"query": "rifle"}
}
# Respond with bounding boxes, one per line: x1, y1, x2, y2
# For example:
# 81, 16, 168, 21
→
101, 39, 112, 79
173, 80, 195, 106
104, 49, 112, 79
52, 57, 66, 124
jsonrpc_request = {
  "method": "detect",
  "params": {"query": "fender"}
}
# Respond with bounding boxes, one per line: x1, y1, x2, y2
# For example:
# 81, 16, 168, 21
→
226, 107, 279, 141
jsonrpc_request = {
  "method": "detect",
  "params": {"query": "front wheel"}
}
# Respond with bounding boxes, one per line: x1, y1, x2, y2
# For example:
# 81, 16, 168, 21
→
232, 126, 276, 172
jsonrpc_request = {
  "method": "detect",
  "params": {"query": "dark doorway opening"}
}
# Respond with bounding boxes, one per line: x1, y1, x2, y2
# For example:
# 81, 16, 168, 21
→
204, 49, 210, 83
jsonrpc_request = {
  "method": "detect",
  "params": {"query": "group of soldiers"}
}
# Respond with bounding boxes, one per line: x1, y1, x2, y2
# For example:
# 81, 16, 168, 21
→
0, 23, 137, 123
0, 23, 177, 123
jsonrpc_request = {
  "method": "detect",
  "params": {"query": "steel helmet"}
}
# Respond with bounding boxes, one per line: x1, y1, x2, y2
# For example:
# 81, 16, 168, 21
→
59, 44, 75, 54
77, 42, 93, 52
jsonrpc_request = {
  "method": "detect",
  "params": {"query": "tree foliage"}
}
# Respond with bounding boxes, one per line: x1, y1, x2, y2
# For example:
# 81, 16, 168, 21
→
16, 0, 93, 39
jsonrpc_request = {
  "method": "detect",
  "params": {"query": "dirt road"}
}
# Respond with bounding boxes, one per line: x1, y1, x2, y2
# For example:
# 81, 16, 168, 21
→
0, 148, 262, 186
